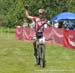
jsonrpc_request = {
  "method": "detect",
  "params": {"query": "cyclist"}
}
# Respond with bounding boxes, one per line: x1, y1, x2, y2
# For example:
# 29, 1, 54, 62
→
24, 6, 50, 62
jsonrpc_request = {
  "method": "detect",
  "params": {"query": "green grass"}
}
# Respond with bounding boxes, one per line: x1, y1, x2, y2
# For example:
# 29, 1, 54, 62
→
0, 27, 75, 73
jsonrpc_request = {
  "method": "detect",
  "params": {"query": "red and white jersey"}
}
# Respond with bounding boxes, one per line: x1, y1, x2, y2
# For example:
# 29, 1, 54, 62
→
32, 16, 48, 32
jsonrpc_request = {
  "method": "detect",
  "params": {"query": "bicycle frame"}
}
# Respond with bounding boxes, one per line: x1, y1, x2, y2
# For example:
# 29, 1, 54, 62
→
38, 37, 45, 45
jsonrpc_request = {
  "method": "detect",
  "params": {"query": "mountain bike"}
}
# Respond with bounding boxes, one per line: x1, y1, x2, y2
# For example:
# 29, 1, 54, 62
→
35, 36, 46, 68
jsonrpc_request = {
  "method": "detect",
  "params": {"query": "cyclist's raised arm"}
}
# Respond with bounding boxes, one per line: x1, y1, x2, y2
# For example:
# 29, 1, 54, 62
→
24, 5, 33, 20
25, 9, 33, 19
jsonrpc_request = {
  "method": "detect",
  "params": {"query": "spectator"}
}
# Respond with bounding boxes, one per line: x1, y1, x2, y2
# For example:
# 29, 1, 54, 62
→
58, 21, 63, 28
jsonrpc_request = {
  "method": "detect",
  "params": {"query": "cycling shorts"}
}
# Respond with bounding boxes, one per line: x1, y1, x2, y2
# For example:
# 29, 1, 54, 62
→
36, 32, 43, 39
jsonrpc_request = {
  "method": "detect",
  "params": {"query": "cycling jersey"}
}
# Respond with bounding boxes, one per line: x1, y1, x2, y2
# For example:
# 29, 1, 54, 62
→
32, 16, 48, 32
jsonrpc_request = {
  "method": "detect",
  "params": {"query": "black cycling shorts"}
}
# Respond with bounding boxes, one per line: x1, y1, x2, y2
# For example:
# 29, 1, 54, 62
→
36, 32, 43, 39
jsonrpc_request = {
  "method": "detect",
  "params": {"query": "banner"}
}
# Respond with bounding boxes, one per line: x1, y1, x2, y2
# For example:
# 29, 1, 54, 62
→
22, 27, 35, 40
16, 26, 64, 45
16, 26, 75, 49
64, 29, 75, 49
43, 27, 64, 45
16, 26, 23, 40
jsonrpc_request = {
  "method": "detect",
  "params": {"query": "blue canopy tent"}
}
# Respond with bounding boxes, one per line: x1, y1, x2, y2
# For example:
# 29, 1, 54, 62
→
52, 12, 75, 22
51, 12, 75, 29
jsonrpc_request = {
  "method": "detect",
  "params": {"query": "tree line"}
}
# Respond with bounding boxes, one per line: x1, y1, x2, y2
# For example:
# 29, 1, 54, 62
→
0, 0, 75, 27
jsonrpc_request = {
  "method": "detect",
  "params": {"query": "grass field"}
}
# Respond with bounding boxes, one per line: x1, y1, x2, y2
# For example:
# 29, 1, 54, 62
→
0, 27, 75, 73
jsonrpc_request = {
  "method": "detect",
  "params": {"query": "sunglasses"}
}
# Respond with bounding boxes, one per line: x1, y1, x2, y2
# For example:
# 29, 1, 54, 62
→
39, 13, 45, 15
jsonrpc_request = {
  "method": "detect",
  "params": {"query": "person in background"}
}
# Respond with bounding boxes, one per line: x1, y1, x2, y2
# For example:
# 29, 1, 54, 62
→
58, 21, 63, 28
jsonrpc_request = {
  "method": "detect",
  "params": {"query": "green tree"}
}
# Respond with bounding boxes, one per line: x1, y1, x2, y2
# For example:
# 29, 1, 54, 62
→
0, 0, 75, 27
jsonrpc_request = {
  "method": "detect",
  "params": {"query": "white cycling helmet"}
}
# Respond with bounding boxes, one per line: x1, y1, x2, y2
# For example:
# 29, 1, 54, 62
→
38, 9, 46, 14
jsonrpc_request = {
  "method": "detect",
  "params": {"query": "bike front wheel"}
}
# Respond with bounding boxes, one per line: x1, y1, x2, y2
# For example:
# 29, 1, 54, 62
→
39, 44, 45, 68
